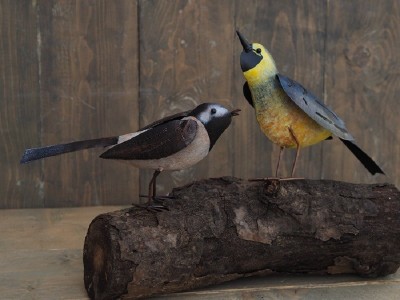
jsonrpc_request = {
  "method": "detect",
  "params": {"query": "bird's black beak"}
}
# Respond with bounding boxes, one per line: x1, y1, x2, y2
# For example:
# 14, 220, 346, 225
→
236, 30, 262, 72
231, 109, 241, 117
236, 31, 252, 52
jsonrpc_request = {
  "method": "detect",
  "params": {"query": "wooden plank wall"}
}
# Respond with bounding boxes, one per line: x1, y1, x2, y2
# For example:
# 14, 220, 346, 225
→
1, 0, 399, 208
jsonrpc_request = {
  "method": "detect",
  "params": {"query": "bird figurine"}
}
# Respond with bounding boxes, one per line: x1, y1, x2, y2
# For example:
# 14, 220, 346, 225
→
21, 103, 240, 210
236, 30, 384, 178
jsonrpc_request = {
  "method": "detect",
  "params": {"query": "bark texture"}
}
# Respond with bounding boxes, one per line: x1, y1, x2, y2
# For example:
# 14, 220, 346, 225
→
83, 178, 400, 299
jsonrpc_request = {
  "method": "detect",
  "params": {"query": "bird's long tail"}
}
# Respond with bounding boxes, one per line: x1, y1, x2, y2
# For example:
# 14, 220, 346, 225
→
339, 139, 384, 175
20, 137, 119, 164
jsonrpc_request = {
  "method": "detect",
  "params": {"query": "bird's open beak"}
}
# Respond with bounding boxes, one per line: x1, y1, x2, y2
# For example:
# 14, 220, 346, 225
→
236, 31, 252, 52
231, 109, 241, 116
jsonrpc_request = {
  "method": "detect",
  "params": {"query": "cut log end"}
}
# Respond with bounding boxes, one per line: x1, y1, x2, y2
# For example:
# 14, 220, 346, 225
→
84, 215, 135, 300
83, 178, 400, 299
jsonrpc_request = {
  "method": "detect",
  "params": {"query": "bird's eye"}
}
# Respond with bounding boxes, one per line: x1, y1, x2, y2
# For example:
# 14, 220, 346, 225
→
256, 48, 262, 54
211, 108, 217, 115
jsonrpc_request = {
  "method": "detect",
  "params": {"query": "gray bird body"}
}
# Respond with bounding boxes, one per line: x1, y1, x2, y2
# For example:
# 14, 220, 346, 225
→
21, 103, 236, 170
20, 103, 240, 209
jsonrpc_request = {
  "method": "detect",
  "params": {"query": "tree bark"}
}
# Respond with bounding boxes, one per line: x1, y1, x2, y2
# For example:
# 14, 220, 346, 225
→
83, 178, 400, 300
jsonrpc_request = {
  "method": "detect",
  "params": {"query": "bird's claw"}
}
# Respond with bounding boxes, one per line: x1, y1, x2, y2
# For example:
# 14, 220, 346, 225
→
132, 203, 169, 212
147, 204, 169, 212
249, 177, 304, 182
249, 177, 280, 182
139, 194, 176, 202
154, 195, 176, 202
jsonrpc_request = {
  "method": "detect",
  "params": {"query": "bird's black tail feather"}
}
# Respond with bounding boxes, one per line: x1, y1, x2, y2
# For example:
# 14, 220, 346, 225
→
339, 139, 384, 175
20, 136, 119, 164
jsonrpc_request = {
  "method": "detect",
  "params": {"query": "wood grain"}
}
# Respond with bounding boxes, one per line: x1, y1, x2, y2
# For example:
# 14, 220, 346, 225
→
138, 0, 236, 199
37, 0, 139, 206
83, 178, 400, 299
0, 0, 42, 208
324, 0, 399, 184
234, 0, 327, 179
0, 206, 399, 299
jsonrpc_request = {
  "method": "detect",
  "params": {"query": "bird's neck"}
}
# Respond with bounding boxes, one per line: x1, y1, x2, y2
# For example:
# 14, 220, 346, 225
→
204, 118, 231, 151
250, 77, 282, 110
243, 54, 277, 86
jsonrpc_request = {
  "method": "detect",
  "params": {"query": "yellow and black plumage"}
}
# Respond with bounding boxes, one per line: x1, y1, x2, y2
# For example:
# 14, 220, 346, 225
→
237, 31, 384, 177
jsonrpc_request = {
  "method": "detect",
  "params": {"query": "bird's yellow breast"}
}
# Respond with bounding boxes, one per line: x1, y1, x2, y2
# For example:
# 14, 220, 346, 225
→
251, 80, 331, 148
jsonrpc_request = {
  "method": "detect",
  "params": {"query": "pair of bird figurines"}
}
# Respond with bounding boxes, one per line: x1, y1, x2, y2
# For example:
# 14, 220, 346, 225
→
21, 32, 384, 210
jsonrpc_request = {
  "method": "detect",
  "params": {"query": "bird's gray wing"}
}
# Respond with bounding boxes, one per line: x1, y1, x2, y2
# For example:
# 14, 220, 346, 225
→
277, 74, 354, 141
100, 119, 198, 160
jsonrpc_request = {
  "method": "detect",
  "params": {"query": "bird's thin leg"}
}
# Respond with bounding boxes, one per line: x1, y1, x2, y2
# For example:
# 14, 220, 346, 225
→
288, 127, 300, 177
152, 173, 157, 199
134, 169, 168, 212
147, 169, 162, 205
248, 147, 284, 181
139, 167, 174, 203
275, 147, 284, 178
147, 168, 162, 206
250, 142, 301, 181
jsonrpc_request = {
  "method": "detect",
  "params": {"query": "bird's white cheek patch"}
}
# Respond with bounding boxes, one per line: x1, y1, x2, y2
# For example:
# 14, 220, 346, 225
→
214, 108, 229, 118
198, 106, 229, 124
198, 112, 210, 124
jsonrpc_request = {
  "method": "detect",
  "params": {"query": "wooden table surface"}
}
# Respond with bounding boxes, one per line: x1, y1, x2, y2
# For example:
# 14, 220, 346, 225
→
0, 206, 399, 300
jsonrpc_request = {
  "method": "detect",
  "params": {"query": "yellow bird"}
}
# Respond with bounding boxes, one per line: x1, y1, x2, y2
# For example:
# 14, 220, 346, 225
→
236, 31, 384, 177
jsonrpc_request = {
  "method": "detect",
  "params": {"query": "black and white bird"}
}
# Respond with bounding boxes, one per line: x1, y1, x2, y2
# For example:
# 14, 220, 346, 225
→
21, 103, 240, 210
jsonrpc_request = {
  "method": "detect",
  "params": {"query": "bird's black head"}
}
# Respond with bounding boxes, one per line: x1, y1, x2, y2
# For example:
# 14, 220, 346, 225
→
190, 103, 240, 150
236, 30, 263, 72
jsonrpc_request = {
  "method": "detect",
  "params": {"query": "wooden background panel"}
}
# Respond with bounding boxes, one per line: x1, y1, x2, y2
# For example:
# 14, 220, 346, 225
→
138, 0, 236, 199
233, 0, 327, 179
324, 0, 399, 184
1, 0, 399, 209
37, 0, 139, 207
0, 1, 42, 208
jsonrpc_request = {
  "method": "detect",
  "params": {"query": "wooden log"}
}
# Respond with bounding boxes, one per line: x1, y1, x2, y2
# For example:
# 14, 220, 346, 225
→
83, 178, 400, 299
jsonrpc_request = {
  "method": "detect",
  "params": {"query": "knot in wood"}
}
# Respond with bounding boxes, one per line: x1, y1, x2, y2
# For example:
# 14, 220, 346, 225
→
263, 179, 281, 196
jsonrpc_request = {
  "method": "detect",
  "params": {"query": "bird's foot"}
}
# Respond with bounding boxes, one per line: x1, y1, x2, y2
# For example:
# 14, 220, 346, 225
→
134, 194, 176, 212
278, 177, 304, 181
132, 203, 169, 212
249, 177, 304, 182
248, 177, 280, 182
139, 194, 175, 200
